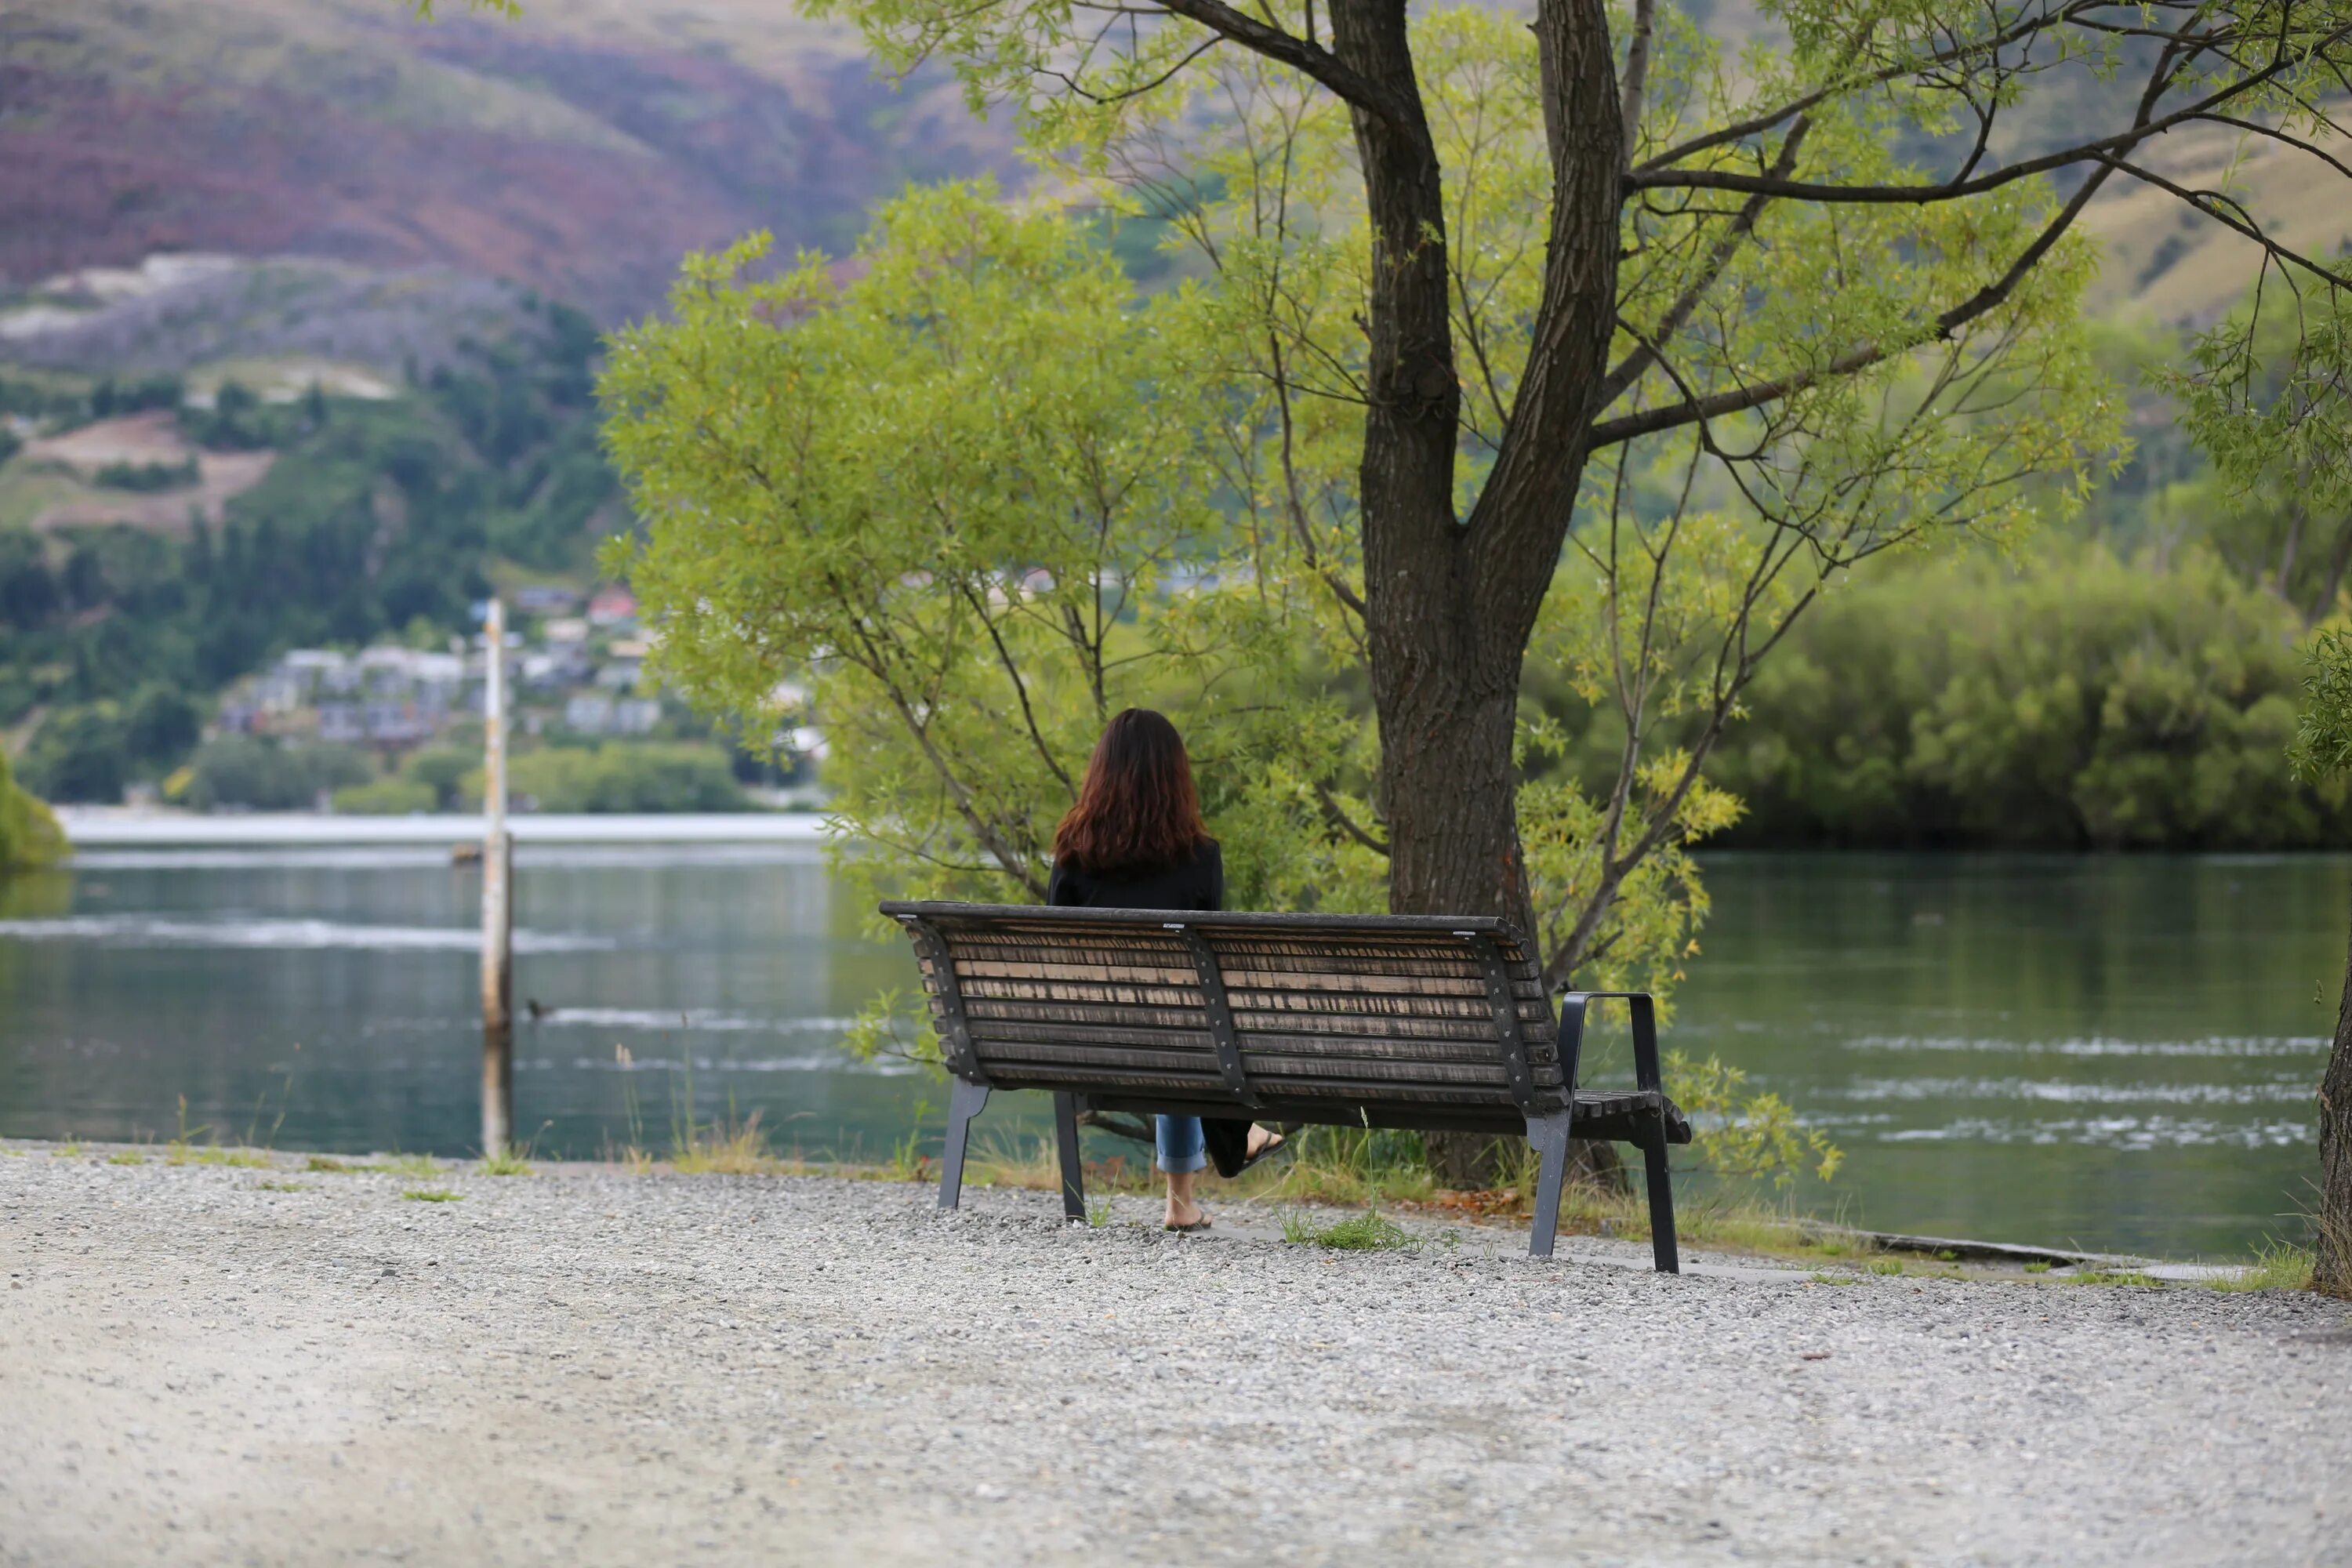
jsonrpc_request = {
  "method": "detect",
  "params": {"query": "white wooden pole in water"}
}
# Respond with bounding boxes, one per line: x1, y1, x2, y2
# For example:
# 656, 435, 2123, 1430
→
481, 597, 514, 1157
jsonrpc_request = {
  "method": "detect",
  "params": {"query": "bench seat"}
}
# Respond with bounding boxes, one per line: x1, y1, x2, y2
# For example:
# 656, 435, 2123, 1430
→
882, 901, 1690, 1271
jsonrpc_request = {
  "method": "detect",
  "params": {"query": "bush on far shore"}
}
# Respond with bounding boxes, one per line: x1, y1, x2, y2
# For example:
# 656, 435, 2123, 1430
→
466, 742, 748, 814
331, 776, 437, 815
185, 736, 373, 811
0, 750, 64, 869
1526, 543, 2352, 851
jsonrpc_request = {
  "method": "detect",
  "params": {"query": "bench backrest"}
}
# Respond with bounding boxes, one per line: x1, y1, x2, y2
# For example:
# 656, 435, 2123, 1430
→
880, 902, 1568, 1121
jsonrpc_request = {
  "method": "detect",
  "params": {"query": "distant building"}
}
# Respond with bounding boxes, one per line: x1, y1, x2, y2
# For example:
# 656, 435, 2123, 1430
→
514, 585, 582, 617
587, 586, 638, 627
318, 702, 365, 743
563, 694, 615, 734
318, 699, 441, 746
564, 695, 662, 737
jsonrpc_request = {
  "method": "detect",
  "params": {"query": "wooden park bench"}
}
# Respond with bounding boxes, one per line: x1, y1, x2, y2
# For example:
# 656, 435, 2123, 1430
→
880, 902, 1693, 1272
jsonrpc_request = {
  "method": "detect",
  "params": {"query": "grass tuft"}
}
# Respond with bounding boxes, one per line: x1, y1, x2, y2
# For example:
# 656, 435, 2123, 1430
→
2066, 1269, 2161, 1287
304, 1155, 354, 1173
106, 1150, 145, 1166
256, 1179, 306, 1192
1283, 1207, 1416, 1252
379, 1152, 441, 1179
401, 1188, 463, 1203
2024, 1261, 2053, 1275
1869, 1257, 1904, 1276
670, 1106, 779, 1175
2205, 1240, 2316, 1293
477, 1149, 533, 1177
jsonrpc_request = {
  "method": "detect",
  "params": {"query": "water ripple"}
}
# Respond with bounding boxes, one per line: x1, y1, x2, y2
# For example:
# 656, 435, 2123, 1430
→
1842, 1033, 2327, 1059
534, 1007, 860, 1033
1875, 1116, 2313, 1150
0, 914, 615, 953
1832, 1076, 2316, 1106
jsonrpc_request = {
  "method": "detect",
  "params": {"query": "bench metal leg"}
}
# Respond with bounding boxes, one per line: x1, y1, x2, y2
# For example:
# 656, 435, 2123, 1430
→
1523, 1112, 1573, 1258
1053, 1091, 1087, 1222
938, 1076, 989, 1210
1641, 1120, 1680, 1274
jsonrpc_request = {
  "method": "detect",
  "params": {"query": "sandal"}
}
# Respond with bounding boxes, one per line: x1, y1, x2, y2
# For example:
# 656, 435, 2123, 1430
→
1164, 1209, 1213, 1233
1235, 1129, 1287, 1174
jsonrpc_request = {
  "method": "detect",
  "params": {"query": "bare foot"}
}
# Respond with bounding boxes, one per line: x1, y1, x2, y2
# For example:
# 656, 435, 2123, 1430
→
1164, 1196, 1209, 1229
1245, 1124, 1285, 1161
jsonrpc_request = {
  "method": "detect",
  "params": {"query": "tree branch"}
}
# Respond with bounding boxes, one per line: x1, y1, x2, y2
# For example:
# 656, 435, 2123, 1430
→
1589, 139, 2118, 449
1633, 0, 2111, 174
1152, 0, 1413, 121
1627, 31, 2343, 204
1599, 117, 1812, 408
1314, 780, 1389, 855
1617, 0, 1654, 168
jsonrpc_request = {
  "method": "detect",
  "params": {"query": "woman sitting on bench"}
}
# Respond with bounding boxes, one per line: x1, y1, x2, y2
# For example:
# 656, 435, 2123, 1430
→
1046, 708, 1283, 1231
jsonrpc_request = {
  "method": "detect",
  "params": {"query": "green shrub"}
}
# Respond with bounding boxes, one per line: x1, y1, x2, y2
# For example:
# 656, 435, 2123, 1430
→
186, 736, 373, 811
18, 703, 127, 804
397, 744, 476, 810
332, 776, 437, 815
1668, 1049, 1846, 1189
0, 750, 65, 869
1703, 545, 2350, 848
92, 458, 200, 492
122, 684, 199, 769
474, 742, 747, 813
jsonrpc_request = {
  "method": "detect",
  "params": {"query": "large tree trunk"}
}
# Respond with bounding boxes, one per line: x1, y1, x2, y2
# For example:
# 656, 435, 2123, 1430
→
2318, 917, 2352, 1296
1333, 0, 1624, 1187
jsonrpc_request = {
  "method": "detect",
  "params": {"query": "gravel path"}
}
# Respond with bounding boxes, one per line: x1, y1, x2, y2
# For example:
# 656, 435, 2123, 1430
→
4, 1145, 2348, 1566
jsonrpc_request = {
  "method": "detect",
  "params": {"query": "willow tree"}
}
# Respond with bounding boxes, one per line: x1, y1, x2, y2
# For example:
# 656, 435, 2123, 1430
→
599, 1, 2351, 1180
779, 0, 2352, 935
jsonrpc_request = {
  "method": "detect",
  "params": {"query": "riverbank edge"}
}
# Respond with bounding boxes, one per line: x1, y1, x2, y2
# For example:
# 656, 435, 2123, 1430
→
2, 1136, 2314, 1293
50, 808, 827, 846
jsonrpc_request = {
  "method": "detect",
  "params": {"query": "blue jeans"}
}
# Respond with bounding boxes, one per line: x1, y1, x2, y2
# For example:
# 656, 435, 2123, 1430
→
1156, 1114, 1207, 1174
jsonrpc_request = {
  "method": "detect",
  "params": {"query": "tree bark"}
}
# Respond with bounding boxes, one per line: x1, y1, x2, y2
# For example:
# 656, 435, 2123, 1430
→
2318, 915, 2352, 1296
1332, 0, 1624, 1185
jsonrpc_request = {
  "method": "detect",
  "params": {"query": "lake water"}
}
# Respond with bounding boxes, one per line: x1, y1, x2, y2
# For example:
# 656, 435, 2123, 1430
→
0, 845, 2339, 1259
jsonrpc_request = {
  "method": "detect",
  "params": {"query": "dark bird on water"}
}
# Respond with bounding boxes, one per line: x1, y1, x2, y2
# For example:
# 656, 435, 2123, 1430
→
526, 999, 551, 1022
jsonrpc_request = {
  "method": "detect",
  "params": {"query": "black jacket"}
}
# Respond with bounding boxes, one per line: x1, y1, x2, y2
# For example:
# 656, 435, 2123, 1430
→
1044, 840, 1223, 913
1044, 840, 1251, 1177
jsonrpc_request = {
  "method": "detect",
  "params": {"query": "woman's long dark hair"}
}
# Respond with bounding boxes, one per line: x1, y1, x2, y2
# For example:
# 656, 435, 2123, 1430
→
1052, 709, 1210, 877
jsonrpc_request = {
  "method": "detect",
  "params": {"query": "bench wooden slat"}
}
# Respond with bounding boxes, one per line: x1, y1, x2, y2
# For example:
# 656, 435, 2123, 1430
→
963, 999, 1211, 1031
960, 977, 1206, 1008
975, 1044, 1229, 1076
954, 957, 1203, 986
1222, 1010, 1515, 1043
1221, 989, 1512, 1022
968, 1018, 1216, 1053
974, 1037, 1545, 1087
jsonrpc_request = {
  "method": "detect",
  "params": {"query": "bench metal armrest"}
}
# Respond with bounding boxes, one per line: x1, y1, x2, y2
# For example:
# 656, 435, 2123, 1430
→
1556, 990, 1662, 1094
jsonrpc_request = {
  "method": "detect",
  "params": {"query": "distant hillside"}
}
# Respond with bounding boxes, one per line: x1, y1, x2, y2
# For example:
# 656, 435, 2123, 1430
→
5, 0, 2335, 331
0, 254, 548, 380
0, 0, 1022, 321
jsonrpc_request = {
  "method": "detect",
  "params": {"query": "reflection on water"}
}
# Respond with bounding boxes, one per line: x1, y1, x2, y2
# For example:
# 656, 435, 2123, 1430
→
0, 846, 2342, 1258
